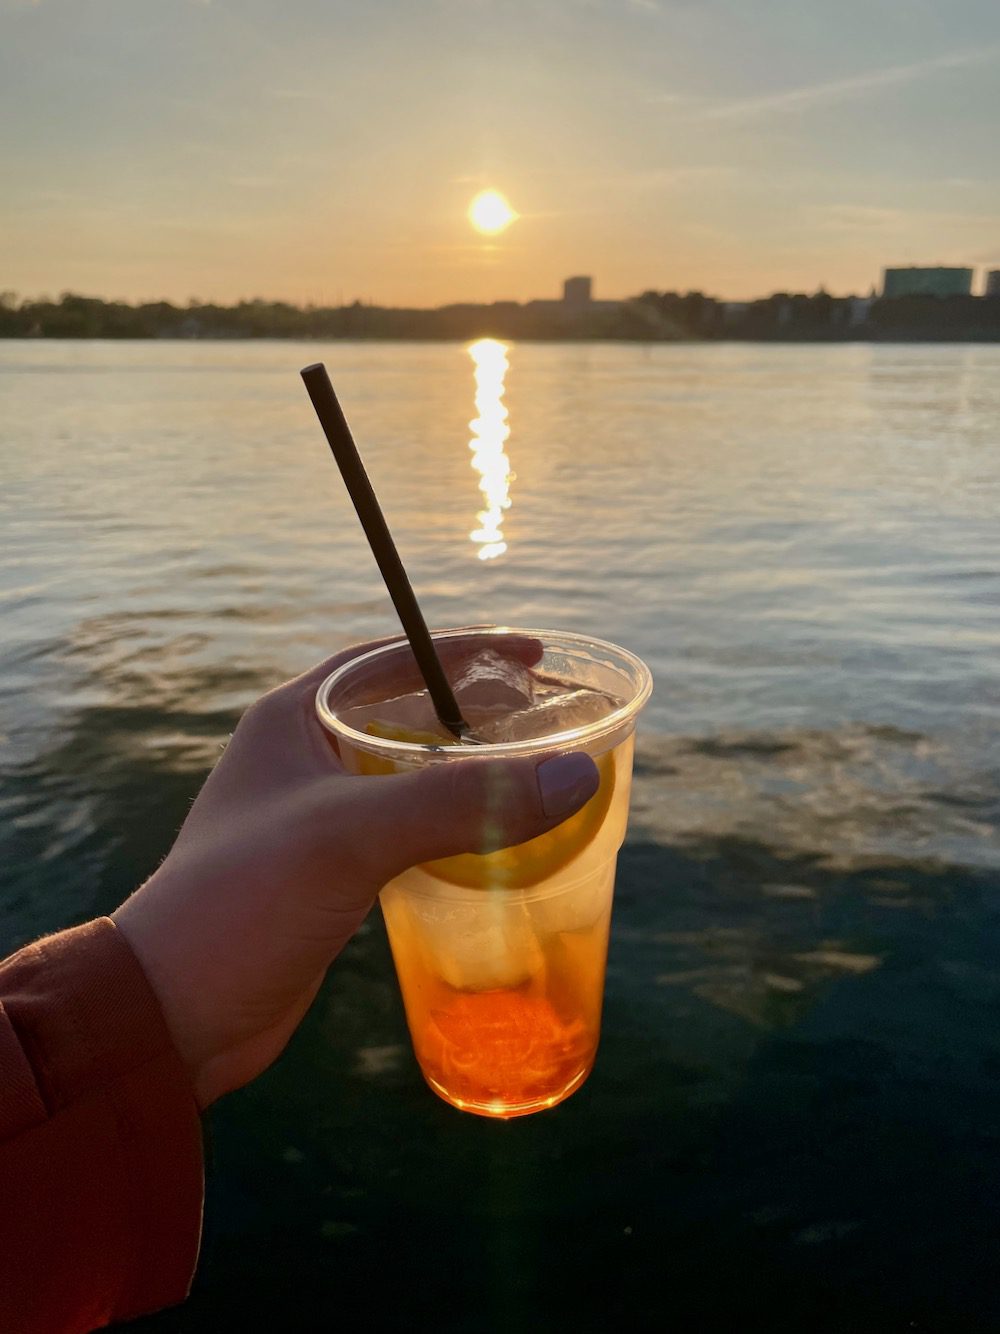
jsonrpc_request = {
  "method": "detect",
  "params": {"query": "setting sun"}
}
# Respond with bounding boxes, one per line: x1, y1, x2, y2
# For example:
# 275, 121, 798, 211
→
468, 189, 517, 235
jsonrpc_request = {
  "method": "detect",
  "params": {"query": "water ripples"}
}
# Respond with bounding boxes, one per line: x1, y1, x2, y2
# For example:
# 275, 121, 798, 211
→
4, 341, 1000, 1325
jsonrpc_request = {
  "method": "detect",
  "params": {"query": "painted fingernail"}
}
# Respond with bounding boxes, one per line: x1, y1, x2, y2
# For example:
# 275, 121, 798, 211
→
536, 753, 599, 820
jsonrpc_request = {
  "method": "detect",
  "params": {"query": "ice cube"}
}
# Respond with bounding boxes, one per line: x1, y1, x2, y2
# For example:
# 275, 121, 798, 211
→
473, 687, 620, 744
454, 649, 535, 720
432, 896, 546, 992
527, 857, 617, 938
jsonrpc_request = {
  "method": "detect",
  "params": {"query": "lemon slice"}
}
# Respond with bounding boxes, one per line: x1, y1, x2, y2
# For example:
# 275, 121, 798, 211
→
357, 718, 615, 889
426, 748, 615, 890
357, 719, 458, 774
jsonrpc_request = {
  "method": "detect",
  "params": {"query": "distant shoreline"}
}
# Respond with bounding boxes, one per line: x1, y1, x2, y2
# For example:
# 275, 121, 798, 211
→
4, 333, 1000, 345
3, 291, 999, 343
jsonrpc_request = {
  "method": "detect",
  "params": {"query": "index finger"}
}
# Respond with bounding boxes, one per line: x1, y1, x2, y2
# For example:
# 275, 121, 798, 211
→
288, 627, 544, 701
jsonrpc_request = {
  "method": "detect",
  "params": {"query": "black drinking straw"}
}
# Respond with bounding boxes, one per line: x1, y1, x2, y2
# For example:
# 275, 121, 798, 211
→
300, 362, 471, 740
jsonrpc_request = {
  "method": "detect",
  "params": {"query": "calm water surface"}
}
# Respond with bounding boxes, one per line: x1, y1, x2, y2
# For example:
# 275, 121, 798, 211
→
2, 340, 999, 1331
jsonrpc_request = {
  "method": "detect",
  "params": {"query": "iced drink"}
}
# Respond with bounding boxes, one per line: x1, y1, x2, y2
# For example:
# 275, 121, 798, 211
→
316, 627, 651, 1119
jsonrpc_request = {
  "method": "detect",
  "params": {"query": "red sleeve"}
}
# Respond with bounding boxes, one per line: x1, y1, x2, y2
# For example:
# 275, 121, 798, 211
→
0, 918, 204, 1333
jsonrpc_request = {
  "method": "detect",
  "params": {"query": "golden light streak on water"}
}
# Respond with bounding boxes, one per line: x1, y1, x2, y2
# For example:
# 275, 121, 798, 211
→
467, 338, 513, 561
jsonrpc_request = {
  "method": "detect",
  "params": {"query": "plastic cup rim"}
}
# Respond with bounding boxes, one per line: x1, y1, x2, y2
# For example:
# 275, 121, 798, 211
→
315, 625, 652, 759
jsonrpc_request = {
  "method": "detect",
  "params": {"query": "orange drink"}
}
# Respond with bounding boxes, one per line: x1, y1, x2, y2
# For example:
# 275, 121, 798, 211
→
316, 627, 651, 1119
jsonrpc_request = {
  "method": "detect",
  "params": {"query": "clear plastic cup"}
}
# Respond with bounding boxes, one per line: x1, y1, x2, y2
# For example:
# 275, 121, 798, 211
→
316, 627, 652, 1119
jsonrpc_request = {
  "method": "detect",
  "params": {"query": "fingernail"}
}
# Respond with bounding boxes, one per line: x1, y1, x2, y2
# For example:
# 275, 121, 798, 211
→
536, 753, 599, 820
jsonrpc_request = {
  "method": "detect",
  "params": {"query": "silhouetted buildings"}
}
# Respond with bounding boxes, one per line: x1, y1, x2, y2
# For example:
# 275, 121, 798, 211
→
3, 272, 1000, 341
562, 276, 592, 308
882, 266, 973, 298
512, 277, 630, 335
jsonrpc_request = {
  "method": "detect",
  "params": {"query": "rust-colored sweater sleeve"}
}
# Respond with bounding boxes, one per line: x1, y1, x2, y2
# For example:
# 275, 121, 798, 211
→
0, 918, 204, 1333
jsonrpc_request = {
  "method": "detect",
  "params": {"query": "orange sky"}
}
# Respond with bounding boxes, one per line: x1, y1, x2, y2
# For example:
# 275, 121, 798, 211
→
3, 0, 999, 305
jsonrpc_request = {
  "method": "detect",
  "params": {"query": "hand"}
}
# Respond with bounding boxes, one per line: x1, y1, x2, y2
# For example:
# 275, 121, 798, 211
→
113, 634, 599, 1108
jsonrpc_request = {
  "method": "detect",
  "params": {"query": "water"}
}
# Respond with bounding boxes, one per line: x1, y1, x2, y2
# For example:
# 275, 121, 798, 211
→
2, 340, 999, 1330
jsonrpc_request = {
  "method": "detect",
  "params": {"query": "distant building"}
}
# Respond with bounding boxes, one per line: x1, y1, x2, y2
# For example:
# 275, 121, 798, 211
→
882, 266, 973, 298
985, 270, 1000, 298
562, 276, 592, 308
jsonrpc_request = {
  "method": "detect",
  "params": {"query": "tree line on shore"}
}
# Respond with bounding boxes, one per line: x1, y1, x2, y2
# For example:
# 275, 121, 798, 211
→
2, 288, 998, 341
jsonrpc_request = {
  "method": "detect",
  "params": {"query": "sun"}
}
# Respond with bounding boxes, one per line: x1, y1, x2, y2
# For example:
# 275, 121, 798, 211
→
468, 189, 518, 235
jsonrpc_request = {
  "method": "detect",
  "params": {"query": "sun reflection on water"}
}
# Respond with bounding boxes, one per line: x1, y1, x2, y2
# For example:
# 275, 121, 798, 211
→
467, 338, 513, 561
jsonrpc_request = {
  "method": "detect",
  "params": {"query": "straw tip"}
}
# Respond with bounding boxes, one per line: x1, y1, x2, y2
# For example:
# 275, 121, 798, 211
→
300, 362, 326, 379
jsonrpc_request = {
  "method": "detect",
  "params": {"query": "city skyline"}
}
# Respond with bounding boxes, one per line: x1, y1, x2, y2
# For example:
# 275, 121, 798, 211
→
7, 262, 1000, 315
3, 0, 1000, 306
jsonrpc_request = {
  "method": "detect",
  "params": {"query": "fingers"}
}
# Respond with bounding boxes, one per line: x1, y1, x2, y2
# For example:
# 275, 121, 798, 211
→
289, 628, 544, 702
327, 752, 599, 886
240, 630, 546, 775
284, 636, 400, 696
293, 632, 544, 704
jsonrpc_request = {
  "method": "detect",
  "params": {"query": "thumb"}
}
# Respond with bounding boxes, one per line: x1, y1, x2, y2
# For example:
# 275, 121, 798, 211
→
346, 752, 600, 886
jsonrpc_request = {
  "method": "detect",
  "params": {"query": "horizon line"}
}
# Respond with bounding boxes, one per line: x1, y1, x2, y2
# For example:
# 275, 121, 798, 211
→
7, 270, 1000, 311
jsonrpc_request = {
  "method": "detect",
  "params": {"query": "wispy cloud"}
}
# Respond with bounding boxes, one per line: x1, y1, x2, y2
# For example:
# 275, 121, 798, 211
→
808, 204, 906, 232
227, 175, 278, 190
266, 88, 326, 102
669, 46, 1000, 123
804, 201, 1000, 247
500, 163, 737, 193
618, 164, 738, 189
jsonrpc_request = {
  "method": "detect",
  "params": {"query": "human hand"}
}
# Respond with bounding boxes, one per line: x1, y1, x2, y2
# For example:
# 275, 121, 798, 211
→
113, 634, 599, 1108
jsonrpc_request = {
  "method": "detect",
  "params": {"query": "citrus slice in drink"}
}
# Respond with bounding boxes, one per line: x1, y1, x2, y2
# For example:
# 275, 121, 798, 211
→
426, 748, 615, 889
358, 719, 615, 888
357, 719, 458, 774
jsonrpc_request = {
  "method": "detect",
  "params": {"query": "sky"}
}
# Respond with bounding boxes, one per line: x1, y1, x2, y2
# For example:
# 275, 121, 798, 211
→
2, 0, 999, 306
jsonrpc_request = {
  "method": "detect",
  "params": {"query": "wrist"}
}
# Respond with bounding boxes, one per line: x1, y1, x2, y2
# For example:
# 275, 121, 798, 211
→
112, 885, 207, 1100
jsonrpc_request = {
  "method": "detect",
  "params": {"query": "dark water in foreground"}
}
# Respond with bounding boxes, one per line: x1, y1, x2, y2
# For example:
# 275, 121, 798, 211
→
2, 341, 999, 1330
